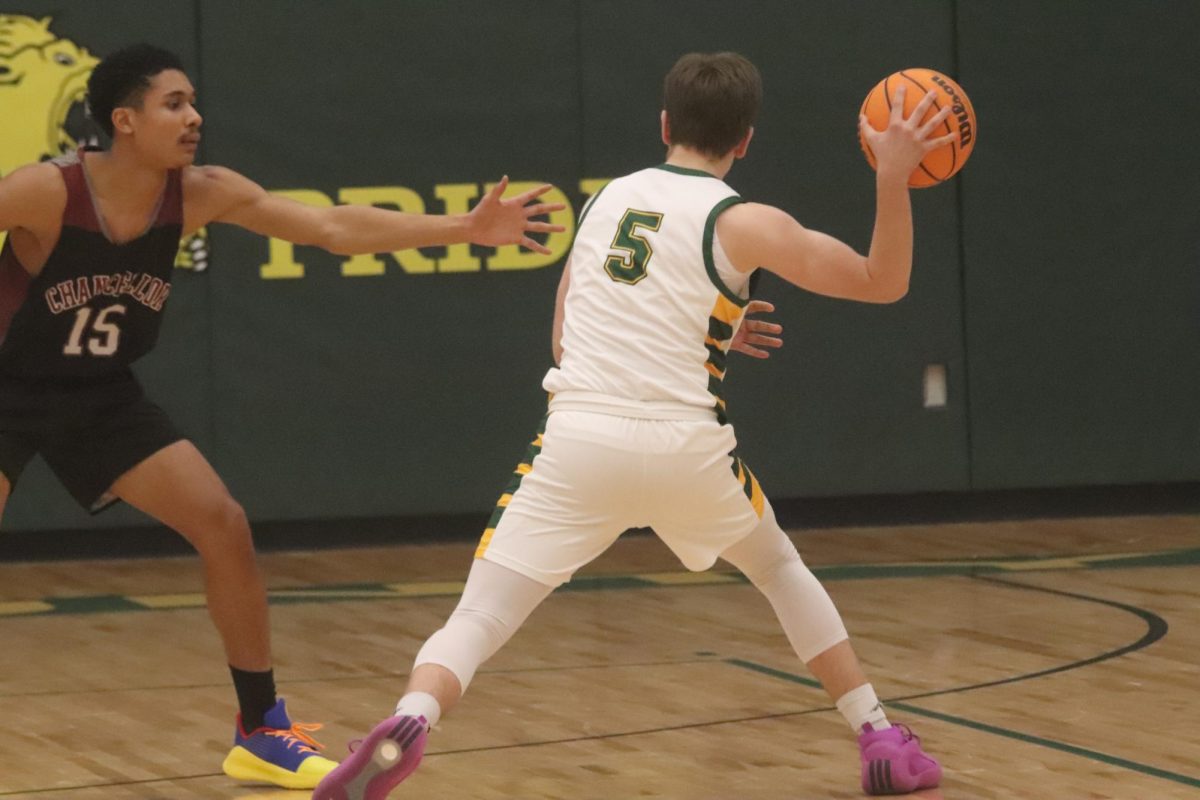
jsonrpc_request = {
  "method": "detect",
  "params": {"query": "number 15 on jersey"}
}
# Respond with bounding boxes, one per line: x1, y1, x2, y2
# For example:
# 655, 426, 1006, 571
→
63, 304, 126, 357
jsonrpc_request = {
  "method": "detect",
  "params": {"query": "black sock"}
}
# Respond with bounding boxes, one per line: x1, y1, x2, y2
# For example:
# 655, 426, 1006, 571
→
230, 665, 277, 731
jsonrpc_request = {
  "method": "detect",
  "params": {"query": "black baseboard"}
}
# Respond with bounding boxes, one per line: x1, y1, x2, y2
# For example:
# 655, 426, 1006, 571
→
769, 481, 1200, 529
1, 481, 1196, 563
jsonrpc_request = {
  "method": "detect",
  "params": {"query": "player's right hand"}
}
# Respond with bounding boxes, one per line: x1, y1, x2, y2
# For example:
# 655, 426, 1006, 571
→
858, 85, 956, 181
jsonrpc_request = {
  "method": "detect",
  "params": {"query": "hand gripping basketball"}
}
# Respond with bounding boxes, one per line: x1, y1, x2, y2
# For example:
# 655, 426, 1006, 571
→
858, 69, 977, 187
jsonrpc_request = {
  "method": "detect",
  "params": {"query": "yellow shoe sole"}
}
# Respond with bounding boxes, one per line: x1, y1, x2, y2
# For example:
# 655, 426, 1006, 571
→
222, 745, 339, 790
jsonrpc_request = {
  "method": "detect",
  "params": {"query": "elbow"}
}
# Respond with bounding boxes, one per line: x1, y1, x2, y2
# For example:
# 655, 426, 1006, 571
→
859, 256, 909, 303
322, 225, 353, 255
873, 283, 909, 304
313, 212, 351, 255
855, 280, 908, 304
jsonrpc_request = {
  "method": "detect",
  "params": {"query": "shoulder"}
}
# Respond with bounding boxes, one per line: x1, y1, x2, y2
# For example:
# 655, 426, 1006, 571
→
715, 202, 803, 272
716, 202, 797, 237
0, 162, 67, 227
183, 164, 263, 200
0, 161, 66, 202
182, 165, 267, 227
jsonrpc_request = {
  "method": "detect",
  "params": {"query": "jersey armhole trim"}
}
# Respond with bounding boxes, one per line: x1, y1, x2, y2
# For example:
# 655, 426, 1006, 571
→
570, 182, 610, 254
577, 183, 608, 227
703, 196, 749, 307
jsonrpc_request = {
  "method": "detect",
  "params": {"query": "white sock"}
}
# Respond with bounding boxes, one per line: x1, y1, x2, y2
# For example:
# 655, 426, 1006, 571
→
836, 683, 890, 733
395, 691, 442, 729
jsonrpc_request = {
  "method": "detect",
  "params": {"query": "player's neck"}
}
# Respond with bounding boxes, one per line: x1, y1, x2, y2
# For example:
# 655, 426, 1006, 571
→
85, 143, 169, 206
664, 146, 733, 179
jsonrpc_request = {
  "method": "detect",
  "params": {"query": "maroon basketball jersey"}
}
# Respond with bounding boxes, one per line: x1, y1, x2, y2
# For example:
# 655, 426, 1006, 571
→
0, 149, 182, 381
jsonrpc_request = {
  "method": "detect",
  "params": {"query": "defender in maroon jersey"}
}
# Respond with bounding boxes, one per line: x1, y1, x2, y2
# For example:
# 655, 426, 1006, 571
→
0, 44, 563, 790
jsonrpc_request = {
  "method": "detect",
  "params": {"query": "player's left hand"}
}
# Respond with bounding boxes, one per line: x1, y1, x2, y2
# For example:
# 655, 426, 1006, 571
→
730, 300, 783, 359
468, 176, 566, 254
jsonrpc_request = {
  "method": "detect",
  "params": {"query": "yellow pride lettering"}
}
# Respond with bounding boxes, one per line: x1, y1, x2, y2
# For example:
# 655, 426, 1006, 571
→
434, 184, 481, 273
259, 189, 334, 280
579, 178, 611, 199
256, 180, 612, 280
485, 182, 574, 271
338, 187, 436, 276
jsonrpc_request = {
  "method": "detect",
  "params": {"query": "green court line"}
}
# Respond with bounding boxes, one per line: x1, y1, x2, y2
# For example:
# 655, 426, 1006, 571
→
729, 658, 1200, 790
2, 546, 1198, 620
727, 614, 1200, 794
883, 703, 1200, 790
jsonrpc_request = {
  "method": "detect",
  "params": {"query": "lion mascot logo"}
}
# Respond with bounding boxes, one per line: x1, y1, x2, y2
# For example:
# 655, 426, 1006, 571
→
0, 14, 208, 270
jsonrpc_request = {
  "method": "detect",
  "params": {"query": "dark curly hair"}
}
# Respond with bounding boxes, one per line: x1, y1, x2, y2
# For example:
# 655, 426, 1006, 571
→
86, 44, 185, 138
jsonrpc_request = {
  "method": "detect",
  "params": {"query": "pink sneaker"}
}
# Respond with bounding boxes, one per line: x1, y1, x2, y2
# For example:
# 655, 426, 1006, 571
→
858, 723, 942, 795
311, 715, 427, 800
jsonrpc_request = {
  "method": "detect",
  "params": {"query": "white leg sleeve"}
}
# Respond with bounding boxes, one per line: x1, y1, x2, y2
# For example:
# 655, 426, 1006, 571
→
719, 501, 849, 663
413, 558, 553, 693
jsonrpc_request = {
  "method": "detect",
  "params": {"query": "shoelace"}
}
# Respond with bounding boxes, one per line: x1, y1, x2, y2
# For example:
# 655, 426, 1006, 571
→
894, 723, 916, 742
265, 721, 326, 755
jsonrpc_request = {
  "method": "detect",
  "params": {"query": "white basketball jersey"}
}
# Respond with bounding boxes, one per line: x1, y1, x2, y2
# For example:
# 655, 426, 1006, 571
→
544, 165, 751, 422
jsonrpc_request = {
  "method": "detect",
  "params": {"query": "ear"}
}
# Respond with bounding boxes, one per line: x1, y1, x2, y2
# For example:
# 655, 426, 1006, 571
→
660, 110, 671, 147
111, 107, 135, 136
732, 127, 755, 159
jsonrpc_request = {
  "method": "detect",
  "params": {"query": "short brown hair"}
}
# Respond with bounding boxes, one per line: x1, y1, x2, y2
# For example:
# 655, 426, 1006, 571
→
662, 52, 762, 158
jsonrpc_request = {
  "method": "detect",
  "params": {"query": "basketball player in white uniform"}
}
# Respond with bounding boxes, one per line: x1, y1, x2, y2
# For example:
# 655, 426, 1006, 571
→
315, 52, 954, 799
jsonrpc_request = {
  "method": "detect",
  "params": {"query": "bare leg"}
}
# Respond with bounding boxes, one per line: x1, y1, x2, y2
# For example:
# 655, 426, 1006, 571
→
111, 440, 270, 670
806, 639, 870, 702
404, 663, 463, 717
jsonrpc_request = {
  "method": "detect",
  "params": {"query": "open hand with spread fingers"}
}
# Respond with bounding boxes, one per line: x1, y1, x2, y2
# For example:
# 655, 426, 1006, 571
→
858, 84, 957, 182
730, 300, 783, 359
467, 176, 566, 254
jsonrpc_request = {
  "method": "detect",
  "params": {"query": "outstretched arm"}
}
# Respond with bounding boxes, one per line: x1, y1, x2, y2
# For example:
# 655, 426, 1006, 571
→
185, 167, 564, 255
716, 85, 955, 304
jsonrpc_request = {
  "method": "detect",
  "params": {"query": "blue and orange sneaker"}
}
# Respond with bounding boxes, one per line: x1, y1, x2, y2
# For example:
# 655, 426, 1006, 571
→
311, 714, 427, 800
858, 722, 942, 795
222, 698, 339, 789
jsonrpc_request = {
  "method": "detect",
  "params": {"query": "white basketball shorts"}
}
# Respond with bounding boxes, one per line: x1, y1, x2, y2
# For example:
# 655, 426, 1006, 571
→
475, 409, 766, 587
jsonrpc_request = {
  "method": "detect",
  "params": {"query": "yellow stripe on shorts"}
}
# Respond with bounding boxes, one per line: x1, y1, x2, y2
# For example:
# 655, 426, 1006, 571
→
475, 527, 496, 559
476, 415, 549, 560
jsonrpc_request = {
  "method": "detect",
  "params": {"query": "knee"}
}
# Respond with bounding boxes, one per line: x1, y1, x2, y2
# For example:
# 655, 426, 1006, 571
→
183, 496, 253, 555
415, 608, 513, 693
743, 548, 802, 589
451, 606, 512, 651
721, 520, 802, 588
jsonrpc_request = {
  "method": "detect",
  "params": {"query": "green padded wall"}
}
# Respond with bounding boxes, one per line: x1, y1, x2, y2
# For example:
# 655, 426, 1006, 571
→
1, 1, 1193, 536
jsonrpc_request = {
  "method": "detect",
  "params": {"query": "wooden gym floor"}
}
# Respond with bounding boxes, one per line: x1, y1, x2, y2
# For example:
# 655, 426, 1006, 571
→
0, 513, 1197, 799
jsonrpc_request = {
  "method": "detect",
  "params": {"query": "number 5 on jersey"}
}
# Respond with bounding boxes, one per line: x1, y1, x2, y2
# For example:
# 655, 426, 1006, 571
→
605, 209, 664, 285
64, 304, 126, 357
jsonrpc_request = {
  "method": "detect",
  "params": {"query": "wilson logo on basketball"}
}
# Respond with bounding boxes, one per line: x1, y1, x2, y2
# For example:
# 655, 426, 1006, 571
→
860, 68, 977, 187
929, 74, 973, 147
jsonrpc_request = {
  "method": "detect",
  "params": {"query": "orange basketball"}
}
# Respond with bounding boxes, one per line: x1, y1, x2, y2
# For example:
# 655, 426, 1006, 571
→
859, 68, 976, 188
